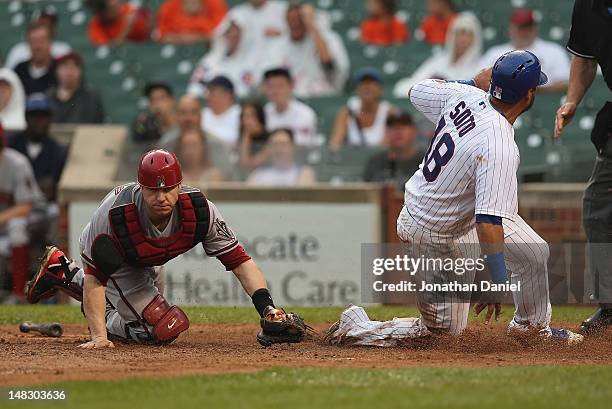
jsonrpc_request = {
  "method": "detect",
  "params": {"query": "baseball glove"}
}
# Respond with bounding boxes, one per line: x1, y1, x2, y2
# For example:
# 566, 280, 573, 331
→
257, 306, 313, 347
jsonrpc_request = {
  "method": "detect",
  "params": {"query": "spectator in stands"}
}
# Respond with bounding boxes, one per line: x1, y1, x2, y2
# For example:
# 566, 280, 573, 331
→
48, 51, 105, 124
14, 22, 57, 96
156, 0, 227, 44
263, 68, 318, 146
363, 111, 424, 190
8, 94, 67, 203
247, 128, 315, 186
329, 68, 397, 149
187, 18, 258, 98
159, 95, 235, 180
266, 3, 349, 97
0, 69, 26, 133
5, 6, 71, 70
419, 0, 456, 45
479, 8, 569, 92
159, 95, 201, 149
176, 128, 224, 183
132, 81, 177, 143
228, 0, 288, 54
87, 0, 150, 46
393, 12, 482, 97
201, 76, 241, 146
360, 0, 409, 46
0, 124, 45, 304
238, 99, 269, 171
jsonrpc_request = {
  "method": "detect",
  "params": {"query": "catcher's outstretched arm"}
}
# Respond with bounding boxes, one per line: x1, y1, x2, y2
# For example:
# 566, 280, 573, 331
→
232, 259, 277, 318
232, 259, 268, 297
232, 258, 312, 346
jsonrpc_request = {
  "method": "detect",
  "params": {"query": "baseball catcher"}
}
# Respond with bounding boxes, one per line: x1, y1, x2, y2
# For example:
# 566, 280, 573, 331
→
25, 149, 309, 348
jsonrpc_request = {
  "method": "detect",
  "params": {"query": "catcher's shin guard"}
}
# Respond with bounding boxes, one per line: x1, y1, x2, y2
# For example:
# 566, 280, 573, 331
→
142, 294, 190, 343
26, 246, 82, 303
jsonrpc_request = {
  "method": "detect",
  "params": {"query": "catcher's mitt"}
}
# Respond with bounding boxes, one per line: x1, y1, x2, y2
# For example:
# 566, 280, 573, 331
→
257, 306, 313, 347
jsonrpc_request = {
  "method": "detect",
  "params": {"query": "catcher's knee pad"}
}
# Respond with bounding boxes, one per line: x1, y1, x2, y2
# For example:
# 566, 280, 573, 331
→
142, 294, 189, 342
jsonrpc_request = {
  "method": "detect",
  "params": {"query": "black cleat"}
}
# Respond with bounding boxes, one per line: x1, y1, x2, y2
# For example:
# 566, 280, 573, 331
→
579, 306, 612, 334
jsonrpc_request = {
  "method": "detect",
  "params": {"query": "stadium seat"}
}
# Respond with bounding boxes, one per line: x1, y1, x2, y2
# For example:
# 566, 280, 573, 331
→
302, 146, 385, 183
1, 0, 600, 183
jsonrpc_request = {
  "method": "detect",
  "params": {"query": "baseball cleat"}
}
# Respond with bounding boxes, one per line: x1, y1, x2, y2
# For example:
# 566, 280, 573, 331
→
25, 246, 70, 304
540, 327, 584, 345
579, 306, 612, 334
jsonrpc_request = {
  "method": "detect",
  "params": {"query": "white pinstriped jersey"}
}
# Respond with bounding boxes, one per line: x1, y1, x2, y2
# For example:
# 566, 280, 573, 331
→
404, 80, 519, 236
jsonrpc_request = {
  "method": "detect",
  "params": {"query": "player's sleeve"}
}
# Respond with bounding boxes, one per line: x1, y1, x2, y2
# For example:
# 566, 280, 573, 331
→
12, 158, 40, 205
78, 190, 119, 284
474, 128, 519, 220
566, 0, 595, 59
202, 200, 251, 270
409, 79, 459, 124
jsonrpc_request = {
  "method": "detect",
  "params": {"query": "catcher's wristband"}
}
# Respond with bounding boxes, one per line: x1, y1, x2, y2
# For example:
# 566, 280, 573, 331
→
251, 288, 275, 317
484, 252, 507, 284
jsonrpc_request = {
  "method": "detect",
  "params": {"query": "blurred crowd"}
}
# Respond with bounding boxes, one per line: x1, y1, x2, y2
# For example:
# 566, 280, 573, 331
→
0, 0, 573, 302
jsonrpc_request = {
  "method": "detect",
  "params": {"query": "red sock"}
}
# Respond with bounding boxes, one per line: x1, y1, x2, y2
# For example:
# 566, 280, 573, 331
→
11, 246, 30, 297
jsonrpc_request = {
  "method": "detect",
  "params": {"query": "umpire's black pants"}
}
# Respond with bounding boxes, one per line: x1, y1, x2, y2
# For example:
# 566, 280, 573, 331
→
583, 138, 612, 307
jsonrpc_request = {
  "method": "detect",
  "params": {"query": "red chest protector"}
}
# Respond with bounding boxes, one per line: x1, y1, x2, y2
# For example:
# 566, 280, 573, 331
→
108, 184, 209, 267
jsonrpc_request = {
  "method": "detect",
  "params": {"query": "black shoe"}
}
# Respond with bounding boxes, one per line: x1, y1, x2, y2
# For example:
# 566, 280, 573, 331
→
579, 306, 612, 334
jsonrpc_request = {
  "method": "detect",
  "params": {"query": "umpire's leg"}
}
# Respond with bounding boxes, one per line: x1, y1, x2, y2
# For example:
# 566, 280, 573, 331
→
581, 145, 612, 332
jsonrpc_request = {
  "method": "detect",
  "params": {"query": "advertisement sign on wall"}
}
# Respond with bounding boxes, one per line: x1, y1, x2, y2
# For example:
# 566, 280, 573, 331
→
69, 201, 380, 306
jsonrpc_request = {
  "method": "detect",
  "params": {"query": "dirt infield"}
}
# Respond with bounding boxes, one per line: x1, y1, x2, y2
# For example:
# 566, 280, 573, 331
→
1, 322, 611, 386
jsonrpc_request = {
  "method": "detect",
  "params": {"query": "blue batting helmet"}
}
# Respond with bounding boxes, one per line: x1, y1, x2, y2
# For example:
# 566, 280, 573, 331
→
489, 50, 548, 104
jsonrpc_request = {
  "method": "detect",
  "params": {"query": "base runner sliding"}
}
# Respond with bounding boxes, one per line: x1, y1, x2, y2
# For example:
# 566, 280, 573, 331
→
326, 51, 584, 347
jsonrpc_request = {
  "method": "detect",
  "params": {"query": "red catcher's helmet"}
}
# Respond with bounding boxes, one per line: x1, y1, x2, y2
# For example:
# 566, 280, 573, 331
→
138, 149, 183, 189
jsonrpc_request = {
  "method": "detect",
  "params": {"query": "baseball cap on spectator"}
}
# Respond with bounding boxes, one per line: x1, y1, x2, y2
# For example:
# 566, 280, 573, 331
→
143, 81, 174, 98
386, 111, 414, 127
56, 51, 83, 67
353, 67, 383, 86
263, 67, 293, 82
25, 93, 52, 113
510, 8, 536, 27
206, 76, 235, 95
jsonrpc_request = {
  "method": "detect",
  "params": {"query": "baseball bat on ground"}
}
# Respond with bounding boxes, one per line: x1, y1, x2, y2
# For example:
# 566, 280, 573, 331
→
19, 322, 63, 337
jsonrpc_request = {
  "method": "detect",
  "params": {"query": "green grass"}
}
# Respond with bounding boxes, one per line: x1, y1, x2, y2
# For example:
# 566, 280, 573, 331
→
1, 306, 609, 408
0, 304, 597, 325
3, 366, 612, 409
